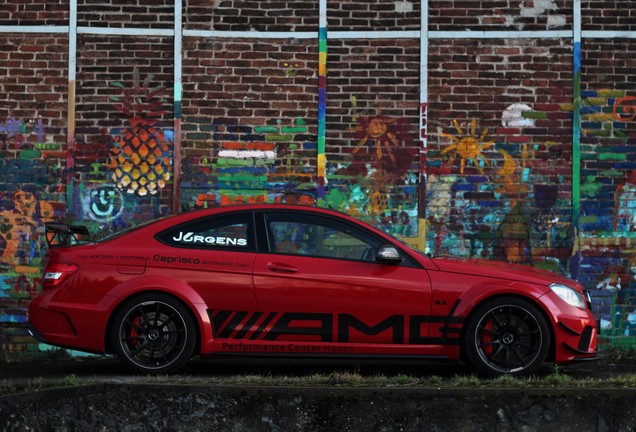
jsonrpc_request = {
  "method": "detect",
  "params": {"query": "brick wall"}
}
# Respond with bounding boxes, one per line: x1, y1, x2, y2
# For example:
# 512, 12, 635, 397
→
186, 0, 318, 32
582, 1, 636, 31
327, 0, 421, 31
429, 0, 573, 31
0, 0, 69, 26
1, 0, 636, 352
77, 0, 173, 28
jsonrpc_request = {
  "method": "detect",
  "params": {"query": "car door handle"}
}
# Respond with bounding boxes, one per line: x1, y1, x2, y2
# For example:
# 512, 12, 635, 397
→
267, 262, 298, 273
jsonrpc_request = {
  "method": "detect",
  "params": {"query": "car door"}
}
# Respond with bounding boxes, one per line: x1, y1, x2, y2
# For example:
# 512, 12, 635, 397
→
250, 211, 433, 354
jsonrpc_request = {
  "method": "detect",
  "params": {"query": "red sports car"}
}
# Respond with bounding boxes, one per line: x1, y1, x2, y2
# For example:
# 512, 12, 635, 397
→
29, 204, 597, 376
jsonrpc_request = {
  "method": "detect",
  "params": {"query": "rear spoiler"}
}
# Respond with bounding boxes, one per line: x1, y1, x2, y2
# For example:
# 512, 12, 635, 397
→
45, 223, 90, 248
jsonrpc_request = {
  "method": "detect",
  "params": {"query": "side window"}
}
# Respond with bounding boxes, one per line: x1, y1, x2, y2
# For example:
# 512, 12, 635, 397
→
265, 213, 382, 262
156, 213, 254, 251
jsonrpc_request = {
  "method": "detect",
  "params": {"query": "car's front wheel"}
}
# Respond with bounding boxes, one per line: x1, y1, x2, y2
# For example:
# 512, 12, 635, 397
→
464, 297, 551, 376
110, 293, 196, 374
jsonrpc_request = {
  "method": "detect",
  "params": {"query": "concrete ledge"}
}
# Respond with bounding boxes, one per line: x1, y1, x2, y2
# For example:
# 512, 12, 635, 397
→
2, 384, 635, 431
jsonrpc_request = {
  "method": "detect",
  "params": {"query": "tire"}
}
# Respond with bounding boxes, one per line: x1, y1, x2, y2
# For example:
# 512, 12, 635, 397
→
110, 293, 196, 374
464, 297, 551, 377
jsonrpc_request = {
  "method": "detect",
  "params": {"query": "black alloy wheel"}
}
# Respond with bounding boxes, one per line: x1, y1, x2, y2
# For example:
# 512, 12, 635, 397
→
111, 293, 196, 374
464, 297, 550, 377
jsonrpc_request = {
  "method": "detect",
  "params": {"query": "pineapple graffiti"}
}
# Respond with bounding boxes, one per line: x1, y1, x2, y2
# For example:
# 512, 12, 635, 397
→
109, 69, 173, 197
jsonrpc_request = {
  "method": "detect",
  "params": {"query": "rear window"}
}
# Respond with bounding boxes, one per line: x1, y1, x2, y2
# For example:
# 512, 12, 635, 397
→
155, 213, 255, 251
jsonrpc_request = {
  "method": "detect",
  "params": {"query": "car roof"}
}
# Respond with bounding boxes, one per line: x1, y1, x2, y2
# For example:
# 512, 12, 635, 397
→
179, 203, 351, 218
141, 204, 368, 232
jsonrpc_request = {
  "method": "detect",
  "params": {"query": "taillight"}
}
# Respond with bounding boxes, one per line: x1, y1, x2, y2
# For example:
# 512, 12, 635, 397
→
42, 263, 79, 289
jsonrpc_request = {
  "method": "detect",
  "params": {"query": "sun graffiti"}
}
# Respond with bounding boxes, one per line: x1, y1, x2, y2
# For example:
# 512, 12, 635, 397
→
440, 118, 494, 174
352, 107, 401, 164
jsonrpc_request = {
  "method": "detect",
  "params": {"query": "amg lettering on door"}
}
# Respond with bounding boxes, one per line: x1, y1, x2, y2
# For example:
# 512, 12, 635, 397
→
209, 310, 463, 345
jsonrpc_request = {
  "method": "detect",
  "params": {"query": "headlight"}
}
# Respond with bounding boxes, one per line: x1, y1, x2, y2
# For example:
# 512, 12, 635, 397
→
550, 283, 586, 309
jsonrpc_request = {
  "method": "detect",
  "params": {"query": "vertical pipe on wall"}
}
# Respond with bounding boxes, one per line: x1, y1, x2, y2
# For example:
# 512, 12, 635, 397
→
418, 0, 429, 251
317, 0, 327, 201
66, 0, 77, 216
572, 0, 582, 279
173, 0, 183, 214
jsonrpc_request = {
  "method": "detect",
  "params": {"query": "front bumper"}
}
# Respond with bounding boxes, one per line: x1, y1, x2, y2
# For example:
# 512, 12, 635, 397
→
540, 290, 599, 363
558, 318, 598, 358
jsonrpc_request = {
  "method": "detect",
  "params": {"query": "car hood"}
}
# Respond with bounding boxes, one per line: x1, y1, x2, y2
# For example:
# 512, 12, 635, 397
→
431, 257, 579, 288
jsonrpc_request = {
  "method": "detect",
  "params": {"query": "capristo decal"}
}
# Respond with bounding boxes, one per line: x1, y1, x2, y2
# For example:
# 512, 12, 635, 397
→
152, 255, 251, 268
153, 254, 201, 265
172, 231, 247, 246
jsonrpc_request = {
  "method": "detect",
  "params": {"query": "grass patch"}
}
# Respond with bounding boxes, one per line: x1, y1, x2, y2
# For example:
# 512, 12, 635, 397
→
126, 368, 636, 390
0, 349, 72, 364
0, 374, 88, 397
0, 346, 634, 396
600, 346, 636, 364
1, 370, 635, 397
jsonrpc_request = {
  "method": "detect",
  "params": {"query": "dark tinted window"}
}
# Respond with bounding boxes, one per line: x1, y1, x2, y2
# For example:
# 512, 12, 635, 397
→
264, 212, 383, 262
156, 213, 254, 251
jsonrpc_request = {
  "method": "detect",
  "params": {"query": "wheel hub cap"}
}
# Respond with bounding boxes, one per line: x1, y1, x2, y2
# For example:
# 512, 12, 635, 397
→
147, 328, 161, 341
502, 333, 515, 345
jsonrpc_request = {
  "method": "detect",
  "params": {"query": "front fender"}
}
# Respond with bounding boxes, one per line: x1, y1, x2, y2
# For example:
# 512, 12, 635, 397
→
453, 280, 550, 320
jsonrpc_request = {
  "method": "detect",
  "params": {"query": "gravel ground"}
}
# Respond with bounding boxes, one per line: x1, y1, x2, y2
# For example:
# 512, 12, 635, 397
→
0, 357, 634, 431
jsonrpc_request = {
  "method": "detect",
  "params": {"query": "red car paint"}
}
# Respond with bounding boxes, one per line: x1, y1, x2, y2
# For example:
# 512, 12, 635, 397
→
29, 204, 597, 375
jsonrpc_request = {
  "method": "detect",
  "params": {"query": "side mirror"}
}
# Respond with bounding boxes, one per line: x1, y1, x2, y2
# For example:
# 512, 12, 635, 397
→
375, 245, 403, 265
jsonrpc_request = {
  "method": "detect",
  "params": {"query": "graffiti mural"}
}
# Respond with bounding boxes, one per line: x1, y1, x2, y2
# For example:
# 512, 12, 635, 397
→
427, 111, 571, 273
324, 102, 419, 237
180, 117, 317, 209
0, 192, 53, 268
580, 90, 636, 348
80, 185, 125, 223
613, 96, 636, 122
440, 119, 494, 175
0, 117, 64, 350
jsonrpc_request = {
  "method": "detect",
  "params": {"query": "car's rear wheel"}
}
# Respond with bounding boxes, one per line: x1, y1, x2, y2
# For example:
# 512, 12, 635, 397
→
464, 297, 550, 376
111, 293, 196, 374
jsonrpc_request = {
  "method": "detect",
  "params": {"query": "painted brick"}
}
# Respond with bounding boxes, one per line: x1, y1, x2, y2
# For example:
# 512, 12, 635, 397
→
2, 1, 636, 353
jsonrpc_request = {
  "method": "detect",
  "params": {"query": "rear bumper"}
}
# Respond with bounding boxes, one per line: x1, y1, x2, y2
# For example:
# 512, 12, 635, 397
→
28, 290, 108, 355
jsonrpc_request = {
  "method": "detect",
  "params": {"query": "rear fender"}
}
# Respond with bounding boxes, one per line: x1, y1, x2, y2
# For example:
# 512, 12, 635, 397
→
103, 275, 212, 353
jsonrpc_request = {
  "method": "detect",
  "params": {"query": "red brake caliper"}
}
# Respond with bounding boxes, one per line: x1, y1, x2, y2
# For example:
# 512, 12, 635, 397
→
480, 318, 494, 357
129, 316, 142, 349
